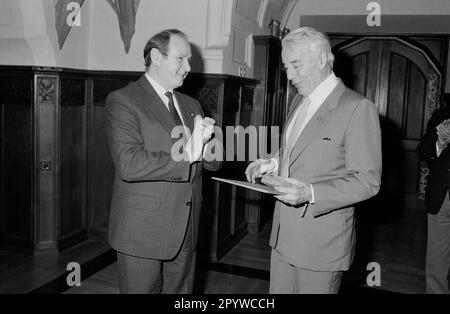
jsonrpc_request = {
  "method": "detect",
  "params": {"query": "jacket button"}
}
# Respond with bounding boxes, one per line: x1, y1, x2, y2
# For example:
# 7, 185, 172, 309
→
186, 201, 192, 207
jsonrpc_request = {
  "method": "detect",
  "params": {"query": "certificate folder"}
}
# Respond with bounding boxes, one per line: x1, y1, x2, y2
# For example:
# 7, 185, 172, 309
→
212, 177, 283, 195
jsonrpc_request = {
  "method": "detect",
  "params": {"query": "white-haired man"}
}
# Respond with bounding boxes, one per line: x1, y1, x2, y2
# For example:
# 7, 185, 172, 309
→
246, 27, 382, 293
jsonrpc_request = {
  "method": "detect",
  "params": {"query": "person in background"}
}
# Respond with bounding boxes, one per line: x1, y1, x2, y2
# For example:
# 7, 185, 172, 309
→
417, 104, 450, 294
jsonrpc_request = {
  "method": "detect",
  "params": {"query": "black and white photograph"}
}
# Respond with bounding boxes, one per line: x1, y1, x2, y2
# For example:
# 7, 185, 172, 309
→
0, 0, 449, 303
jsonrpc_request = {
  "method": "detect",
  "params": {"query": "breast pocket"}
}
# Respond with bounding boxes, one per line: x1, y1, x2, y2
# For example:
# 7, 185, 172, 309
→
121, 193, 162, 211
307, 138, 345, 171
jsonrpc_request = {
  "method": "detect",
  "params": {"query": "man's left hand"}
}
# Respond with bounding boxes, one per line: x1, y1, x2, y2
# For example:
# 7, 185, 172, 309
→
269, 177, 312, 206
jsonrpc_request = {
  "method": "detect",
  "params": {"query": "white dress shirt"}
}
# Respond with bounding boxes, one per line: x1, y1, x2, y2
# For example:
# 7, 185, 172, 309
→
285, 73, 338, 144
268, 73, 339, 204
145, 73, 188, 129
436, 142, 446, 157
145, 73, 214, 163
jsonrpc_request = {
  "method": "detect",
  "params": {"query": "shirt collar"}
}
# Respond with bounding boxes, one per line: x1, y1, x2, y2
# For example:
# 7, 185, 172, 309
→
145, 73, 173, 99
307, 72, 338, 106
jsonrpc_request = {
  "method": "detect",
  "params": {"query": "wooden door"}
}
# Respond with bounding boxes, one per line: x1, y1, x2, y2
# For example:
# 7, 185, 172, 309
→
331, 36, 444, 194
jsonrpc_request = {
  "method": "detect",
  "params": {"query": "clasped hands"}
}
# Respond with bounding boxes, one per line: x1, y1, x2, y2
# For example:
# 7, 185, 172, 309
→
245, 159, 312, 206
436, 119, 450, 149
186, 115, 215, 163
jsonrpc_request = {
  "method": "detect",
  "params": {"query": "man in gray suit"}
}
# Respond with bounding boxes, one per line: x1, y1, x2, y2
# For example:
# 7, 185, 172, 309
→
246, 27, 382, 294
105, 29, 221, 294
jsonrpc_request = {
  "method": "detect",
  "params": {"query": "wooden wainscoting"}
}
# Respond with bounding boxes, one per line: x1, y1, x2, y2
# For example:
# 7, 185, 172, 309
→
0, 67, 260, 265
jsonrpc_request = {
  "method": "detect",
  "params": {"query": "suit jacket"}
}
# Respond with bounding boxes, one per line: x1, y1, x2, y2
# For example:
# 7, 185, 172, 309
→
270, 79, 382, 271
105, 75, 220, 260
417, 107, 450, 214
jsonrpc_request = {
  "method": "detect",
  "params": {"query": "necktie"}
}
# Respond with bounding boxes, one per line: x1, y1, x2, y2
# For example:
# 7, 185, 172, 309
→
280, 97, 310, 177
165, 91, 183, 126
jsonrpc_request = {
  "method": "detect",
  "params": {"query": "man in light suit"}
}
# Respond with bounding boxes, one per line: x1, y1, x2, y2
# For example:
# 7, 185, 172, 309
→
246, 27, 382, 294
105, 29, 221, 294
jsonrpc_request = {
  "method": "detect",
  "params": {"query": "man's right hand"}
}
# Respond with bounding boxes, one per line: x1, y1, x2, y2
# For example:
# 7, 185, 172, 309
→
245, 159, 276, 183
186, 115, 215, 163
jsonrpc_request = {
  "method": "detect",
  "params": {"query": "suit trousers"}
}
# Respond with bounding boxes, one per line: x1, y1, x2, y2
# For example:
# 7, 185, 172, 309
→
269, 249, 342, 294
116, 208, 195, 294
426, 191, 450, 294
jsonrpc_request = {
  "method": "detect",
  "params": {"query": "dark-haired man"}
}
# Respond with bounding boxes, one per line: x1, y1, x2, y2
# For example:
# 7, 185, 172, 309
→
105, 29, 221, 294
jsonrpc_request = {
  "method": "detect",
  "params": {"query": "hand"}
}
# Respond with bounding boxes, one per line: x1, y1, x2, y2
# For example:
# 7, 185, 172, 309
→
186, 115, 216, 162
270, 177, 312, 206
436, 119, 450, 147
261, 175, 292, 187
245, 159, 275, 183
194, 115, 215, 144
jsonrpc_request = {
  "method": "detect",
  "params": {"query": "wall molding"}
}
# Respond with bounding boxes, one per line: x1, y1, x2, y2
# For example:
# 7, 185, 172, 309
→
204, 0, 234, 73
206, 0, 233, 49
257, 0, 269, 28
280, 0, 297, 29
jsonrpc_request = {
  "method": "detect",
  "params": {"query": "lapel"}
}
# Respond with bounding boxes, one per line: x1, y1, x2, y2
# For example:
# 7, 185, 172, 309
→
135, 75, 176, 136
135, 75, 195, 138
174, 91, 198, 178
280, 94, 303, 152
174, 90, 195, 133
288, 80, 346, 167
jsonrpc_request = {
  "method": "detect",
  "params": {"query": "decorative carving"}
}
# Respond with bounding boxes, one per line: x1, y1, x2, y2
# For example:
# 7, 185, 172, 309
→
38, 78, 56, 104
197, 85, 219, 115
224, 84, 240, 112
418, 163, 429, 200
427, 73, 438, 107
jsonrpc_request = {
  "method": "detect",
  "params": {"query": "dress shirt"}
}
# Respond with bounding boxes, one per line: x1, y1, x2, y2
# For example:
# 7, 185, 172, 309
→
436, 142, 446, 157
145, 73, 188, 129
269, 73, 339, 204
145, 73, 213, 162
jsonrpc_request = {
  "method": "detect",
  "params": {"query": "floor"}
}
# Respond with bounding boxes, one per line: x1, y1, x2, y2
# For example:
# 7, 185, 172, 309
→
1, 193, 429, 294
65, 192, 427, 294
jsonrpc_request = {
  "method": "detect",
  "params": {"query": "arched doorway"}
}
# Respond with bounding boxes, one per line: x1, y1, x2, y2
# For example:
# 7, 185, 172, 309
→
331, 35, 445, 194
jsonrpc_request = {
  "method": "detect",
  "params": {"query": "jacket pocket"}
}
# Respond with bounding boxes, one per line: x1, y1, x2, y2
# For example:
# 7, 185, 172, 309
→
121, 193, 162, 211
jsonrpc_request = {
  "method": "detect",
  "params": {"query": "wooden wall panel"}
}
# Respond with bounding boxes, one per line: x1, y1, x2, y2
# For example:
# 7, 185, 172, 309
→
405, 65, 426, 139
3, 103, 33, 241
0, 75, 33, 248
89, 78, 132, 234
180, 74, 259, 261
59, 77, 87, 248
0, 67, 258, 260
387, 53, 407, 129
